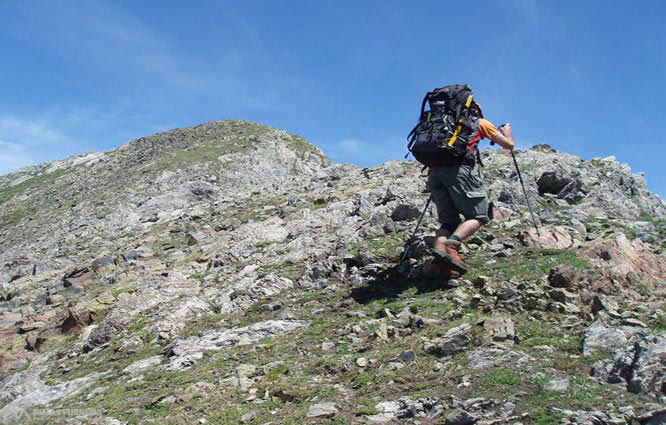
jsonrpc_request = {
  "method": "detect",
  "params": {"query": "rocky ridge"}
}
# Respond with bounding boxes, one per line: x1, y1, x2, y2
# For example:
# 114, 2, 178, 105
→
1, 121, 666, 424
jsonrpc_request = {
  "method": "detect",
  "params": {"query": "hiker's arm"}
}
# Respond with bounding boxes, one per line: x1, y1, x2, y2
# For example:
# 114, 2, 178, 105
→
492, 123, 515, 150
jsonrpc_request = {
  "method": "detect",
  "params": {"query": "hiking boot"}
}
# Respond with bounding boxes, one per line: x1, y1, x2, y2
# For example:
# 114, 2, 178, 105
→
428, 261, 460, 279
432, 239, 468, 274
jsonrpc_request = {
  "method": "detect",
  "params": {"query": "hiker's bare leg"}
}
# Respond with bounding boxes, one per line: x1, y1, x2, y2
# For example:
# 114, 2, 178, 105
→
451, 218, 483, 240
434, 228, 451, 249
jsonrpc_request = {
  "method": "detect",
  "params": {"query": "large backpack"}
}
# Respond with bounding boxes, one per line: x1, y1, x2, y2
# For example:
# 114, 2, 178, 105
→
406, 84, 484, 167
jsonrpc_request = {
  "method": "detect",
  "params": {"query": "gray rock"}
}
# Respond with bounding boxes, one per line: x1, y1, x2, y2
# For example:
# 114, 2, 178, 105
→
399, 350, 417, 363
547, 287, 577, 304
390, 204, 421, 222
445, 408, 476, 425
0, 358, 106, 422
122, 355, 164, 375
368, 397, 449, 422
537, 170, 572, 195
467, 348, 531, 370
542, 378, 569, 392
424, 323, 471, 357
306, 402, 338, 418
583, 323, 628, 356
164, 320, 310, 370
591, 295, 621, 318
593, 333, 666, 396
482, 317, 515, 346
240, 411, 256, 423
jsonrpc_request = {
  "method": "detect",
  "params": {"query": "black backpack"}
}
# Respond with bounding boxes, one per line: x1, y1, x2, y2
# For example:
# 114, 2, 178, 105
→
406, 84, 484, 167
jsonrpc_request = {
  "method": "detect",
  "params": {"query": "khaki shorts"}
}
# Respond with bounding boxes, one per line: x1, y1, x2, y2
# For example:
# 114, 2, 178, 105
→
427, 164, 489, 227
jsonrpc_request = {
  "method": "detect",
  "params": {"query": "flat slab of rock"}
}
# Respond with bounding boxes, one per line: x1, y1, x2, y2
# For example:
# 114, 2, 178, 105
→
164, 320, 310, 370
467, 348, 531, 370
583, 323, 627, 356
482, 317, 515, 346
424, 323, 471, 357
521, 226, 573, 249
123, 355, 164, 375
543, 378, 569, 392
307, 402, 338, 418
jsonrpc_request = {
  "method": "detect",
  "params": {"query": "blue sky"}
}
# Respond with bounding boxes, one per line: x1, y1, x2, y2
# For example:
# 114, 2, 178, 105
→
1, 0, 665, 197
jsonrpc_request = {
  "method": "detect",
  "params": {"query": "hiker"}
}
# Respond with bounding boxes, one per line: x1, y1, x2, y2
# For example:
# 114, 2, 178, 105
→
428, 120, 514, 278
405, 85, 515, 278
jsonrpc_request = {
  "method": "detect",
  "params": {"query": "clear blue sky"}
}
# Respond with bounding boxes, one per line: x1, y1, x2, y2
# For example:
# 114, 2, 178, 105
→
1, 1, 665, 197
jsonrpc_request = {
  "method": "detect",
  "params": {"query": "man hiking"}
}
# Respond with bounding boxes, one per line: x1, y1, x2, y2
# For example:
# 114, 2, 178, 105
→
405, 85, 515, 279
428, 120, 514, 278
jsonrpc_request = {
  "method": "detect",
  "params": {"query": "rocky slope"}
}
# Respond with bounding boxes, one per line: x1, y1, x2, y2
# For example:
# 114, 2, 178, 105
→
1, 120, 666, 425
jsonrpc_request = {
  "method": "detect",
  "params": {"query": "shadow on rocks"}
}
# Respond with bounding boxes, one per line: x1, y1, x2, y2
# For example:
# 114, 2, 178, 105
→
349, 262, 458, 305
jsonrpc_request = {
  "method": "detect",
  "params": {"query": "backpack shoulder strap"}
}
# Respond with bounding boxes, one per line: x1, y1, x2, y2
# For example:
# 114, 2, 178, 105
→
446, 94, 474, 147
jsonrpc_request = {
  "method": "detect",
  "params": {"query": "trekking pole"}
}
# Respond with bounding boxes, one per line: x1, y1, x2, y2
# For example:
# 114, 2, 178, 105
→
511, 150, 541, 236
400, 194, 432, 264
497, 124, 540, 236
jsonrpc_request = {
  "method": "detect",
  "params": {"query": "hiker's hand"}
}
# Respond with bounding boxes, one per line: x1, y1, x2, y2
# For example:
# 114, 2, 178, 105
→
493, 123, 515, 150
500, 123, 512, 138
503, 123, 515, 150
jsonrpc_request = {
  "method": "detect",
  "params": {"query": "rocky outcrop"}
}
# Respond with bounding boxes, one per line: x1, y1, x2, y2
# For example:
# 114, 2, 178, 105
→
1, 121, 666, 422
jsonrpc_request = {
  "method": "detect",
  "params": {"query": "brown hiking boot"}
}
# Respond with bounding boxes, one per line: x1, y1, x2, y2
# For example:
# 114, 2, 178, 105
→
432, 239, 468, 274
428, 261, 460, 279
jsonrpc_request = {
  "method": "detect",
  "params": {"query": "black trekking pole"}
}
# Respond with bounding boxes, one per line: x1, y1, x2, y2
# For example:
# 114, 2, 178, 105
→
400, 194, 432, 264
497, 124, 540, 236
510, 150, 541, 236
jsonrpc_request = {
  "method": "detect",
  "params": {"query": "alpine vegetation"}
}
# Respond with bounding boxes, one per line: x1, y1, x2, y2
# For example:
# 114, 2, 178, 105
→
1, 120, 666, 424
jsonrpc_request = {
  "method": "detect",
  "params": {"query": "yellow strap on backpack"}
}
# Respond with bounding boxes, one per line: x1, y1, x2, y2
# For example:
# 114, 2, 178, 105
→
446, 95, 474, 147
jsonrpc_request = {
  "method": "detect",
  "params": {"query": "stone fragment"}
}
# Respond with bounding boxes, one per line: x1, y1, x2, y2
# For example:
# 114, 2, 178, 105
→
18, 322, 45, 334
307, 402, 338, 418
164, 320, 310, 371
123, 355, 163, 375
543, 378, 569, 392
548, 287, 577, 304
240, 411, 256, 423
25, 334, 47, 351
387, 362, 404, 370
445, 408, 476, 425
399, 350, 416, 363
591, 295, 621, 318
390, 204, 421, 222
63, 268, 94, 287
482, 317, 515, 346
592, 333, 666, 396
374, 323, 389, 341
60, 308, 95, 334
548, 265, 576, 289
91, 257, 114, 272
622, 318, 647, 328
583, 323, 627, 356
45, 293, 65, 306
467, 348, 531, 370
424, 324, 471, 357
521, 226, 573, 249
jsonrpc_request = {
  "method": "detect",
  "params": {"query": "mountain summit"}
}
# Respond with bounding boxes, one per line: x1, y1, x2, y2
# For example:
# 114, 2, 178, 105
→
1, 121, 666, 424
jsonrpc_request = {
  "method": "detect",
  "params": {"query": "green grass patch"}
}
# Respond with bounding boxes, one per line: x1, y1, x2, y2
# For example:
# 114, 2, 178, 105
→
481, 367, 521, 387
466, 248, 589, 282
